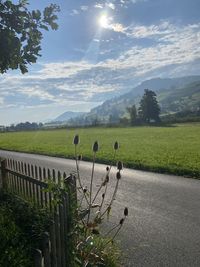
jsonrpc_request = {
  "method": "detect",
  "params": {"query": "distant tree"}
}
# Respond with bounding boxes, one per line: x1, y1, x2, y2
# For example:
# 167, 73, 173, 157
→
92, 116, 100, 126
138, 89, 161, 123
126, 104, 137, 125
0, 0, 60, 74
108, 114, 119, 124
119, 117, 129, 125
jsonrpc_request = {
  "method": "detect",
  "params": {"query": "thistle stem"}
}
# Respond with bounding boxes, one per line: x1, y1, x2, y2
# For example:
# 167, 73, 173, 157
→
95, 150, 117, 212
75, 145, 89, 205
100, 179, 119, 219
87, 152, 96, 225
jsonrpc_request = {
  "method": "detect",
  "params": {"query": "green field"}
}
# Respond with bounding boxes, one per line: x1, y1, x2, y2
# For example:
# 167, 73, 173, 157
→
0, 124, 200, 177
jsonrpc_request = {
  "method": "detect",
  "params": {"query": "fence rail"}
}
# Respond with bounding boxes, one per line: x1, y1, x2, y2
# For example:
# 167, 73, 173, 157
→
0, 157, 76, 267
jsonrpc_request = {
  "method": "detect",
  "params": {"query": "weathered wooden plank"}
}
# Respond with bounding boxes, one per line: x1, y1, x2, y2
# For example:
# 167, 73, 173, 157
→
1, 160, 7, 190
55, 210, 62, 267
43, 232, 51, 267
34, 249, 43, 267
59, 204, 66, 267
50, 219, 57, 267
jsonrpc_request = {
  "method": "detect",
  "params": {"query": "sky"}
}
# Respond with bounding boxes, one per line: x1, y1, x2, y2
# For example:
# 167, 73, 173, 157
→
0, 0, 200, 125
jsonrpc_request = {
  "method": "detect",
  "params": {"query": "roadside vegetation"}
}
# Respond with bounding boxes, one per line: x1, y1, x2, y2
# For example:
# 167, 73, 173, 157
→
0, 136, 127, 267
0, 123, 200, 178
0, 192, 51, 267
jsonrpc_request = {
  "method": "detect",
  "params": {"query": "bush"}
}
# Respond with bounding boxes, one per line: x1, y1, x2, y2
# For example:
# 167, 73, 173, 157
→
0, 191, 51, 267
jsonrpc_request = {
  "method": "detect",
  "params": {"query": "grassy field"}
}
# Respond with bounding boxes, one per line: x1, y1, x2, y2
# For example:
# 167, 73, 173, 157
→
0, 124, 200, 178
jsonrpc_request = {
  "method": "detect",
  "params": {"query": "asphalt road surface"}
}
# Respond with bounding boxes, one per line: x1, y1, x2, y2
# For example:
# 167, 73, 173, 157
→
0, 149, 200, 267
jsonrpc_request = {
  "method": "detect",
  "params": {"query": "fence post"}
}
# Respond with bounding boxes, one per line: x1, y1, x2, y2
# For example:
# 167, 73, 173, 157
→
34, 249, 43, 267
1, 159, 7, 190
42, 232, 51, 267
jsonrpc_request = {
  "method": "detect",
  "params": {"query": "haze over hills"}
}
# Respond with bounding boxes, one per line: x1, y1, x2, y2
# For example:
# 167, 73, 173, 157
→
87, 75, 200, 119
53, 111, 86, 122
53, 75, 200, 124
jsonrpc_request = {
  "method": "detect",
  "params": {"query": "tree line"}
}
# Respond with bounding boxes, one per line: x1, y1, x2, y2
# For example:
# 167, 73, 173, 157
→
0, 122, 43, 132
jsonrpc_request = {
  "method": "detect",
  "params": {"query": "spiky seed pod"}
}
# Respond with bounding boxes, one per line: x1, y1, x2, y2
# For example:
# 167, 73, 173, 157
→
73, 135, 79, 145
114, 141, 119, 150
83, 188, 87, 193
78, 154, 82, 161
120, 218, 124, 225
117, 161, 123, 170
92, 228, 100, 235
93, 141, 99, 153
102, 193, 105, 199
124, 207, 128, 217
116, 171, 121, 180
106, 166, 110, 172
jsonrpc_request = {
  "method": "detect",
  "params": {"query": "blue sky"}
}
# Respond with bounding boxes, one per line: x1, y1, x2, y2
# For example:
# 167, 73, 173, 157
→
0, 0, 200, 125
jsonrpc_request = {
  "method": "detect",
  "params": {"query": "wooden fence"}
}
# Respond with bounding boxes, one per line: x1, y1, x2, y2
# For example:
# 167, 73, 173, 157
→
0, 157, 76, 267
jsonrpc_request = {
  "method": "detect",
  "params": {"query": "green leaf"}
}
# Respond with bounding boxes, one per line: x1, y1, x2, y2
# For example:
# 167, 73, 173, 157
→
19, 64, 28, 74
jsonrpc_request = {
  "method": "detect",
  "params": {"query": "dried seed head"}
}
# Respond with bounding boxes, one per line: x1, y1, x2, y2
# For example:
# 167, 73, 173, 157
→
106, 166, 110, 172
114, 141, 119, 150
120, 218, 124, 225
93, 141, 99, 153
124, 207, 128, 217
117, 161, 123, 170
83, 188, 87, 193
78, 154, 82, 161
116, 171, 121, 180
92, 228, 100, 235
73, 135, 79, 145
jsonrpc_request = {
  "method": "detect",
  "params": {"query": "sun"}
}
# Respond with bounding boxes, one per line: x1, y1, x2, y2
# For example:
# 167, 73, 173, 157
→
99, 14, 109, 28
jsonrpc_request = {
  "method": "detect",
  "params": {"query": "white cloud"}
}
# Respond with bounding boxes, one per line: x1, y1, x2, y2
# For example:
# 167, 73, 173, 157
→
94, 2, 115, 10
110, 23, 126, 32
18, 86, 56, 102
0, 97, 4, 105
37, 61, 93, 79
128, 21, 174, 38
0, 21, 200, 124
70, 9, 79, 16
80, 6, 88, 11
106, 3, 116, 10
94, 4, 104, 9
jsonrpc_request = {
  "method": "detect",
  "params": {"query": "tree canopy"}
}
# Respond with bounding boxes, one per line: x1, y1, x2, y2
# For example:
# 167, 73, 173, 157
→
0, 0, 60, 74
138, 89, 161, 123
127, 104, 137, 125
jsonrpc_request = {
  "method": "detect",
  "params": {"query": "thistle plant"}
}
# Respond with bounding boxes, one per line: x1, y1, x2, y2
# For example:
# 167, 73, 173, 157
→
71, 135, 128, 267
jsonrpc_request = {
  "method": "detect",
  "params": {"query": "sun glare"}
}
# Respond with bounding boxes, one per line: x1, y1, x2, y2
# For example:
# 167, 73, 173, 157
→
99, 14, 109, 28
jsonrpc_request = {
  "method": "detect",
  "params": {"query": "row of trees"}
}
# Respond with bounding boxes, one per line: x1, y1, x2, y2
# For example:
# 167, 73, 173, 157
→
1, 122, 43, 132
126, 89, 161, 125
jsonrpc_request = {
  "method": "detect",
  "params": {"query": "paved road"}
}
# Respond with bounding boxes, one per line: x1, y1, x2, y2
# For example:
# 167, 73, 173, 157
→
0, 149, 200, 267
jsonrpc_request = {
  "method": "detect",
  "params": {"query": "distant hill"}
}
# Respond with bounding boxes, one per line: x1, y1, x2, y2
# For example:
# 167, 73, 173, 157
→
54, 111, 86, 122
159, 81, 200, 113
87, 76, 200, 120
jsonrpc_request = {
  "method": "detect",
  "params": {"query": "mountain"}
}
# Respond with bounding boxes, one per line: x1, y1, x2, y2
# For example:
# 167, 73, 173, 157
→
54, 111, 86, 122
87, 76, 200, 120
158, 81, 200, 113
